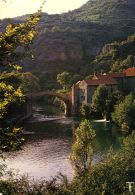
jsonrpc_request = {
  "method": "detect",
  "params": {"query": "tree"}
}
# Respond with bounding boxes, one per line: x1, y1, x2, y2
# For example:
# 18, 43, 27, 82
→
85, 131, 135, 194
112, 93, 135, 131
70, 119, 95, 194
70, 119, 96, 175
105, 90, 124, 120
0, 8, 42, 149
57, 71, 71, 90
80, 103, 92, 119
121, 55, 134, 70
92, 85, 109, 118
0, 12, 41, 118
19, 72, 40, 93
70, 74, 83, 85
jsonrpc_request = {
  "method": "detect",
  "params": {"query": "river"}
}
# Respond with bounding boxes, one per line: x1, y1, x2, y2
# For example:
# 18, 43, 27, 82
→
4, 104, 123, 181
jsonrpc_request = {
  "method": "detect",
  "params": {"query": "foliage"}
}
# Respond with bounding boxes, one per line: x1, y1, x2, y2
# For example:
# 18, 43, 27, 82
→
85, 74, 93, 80
0, 12, 41, 118
92, 85, 109, 118
57, 72, 83, 91
0, 9, 41, 150
95, 34, 135, 72
80, 88, 124, 121
80, 103, 92, 119
81, 131, 135, 194
19, 72, 40, 93
69, 74, 83, 86
3, 0, 135, 88
0, 82, 24, 118
57, 71, 71, 90
112, 93, 135, 131
67, 0, 135, 26
0, 127, 24, 151
70, 119, 95, 176
105, 90, 124, 120
0, 123, 134, 194
70, 130, 135, 195
70, 119, 96, 194
0, 172, 71, 195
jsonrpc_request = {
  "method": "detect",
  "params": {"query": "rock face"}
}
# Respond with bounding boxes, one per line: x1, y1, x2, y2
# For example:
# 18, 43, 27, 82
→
26, 18, 105, 88
34, 32, 83, 62
1, 0, 135, 88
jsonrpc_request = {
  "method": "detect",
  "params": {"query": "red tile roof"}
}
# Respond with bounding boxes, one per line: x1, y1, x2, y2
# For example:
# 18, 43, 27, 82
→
85, 75, 118, 86
124, 67, 135, 77
107, 72, 125, 78
74, 68, 135, 89
92, 72, 125, 80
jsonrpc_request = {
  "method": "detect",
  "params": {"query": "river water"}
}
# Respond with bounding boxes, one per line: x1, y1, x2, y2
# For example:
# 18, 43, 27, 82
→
4, 105, 123, 181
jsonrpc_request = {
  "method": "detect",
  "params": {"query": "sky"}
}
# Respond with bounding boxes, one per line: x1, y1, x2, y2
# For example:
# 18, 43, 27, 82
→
0, 0, 88, 19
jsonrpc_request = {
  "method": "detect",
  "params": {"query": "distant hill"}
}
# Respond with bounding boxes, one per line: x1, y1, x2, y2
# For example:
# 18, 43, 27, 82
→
1, 0, 135, 89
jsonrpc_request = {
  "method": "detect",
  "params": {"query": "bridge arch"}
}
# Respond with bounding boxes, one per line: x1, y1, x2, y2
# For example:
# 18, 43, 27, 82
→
26, 91, 72, 117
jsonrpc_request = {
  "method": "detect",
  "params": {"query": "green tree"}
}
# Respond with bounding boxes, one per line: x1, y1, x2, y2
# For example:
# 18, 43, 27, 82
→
70, 119, 95, 194
57, 71, 71, 90
112, 93, 135, 131
80, 103, 92, 119
70, 74, 83, 85
19, 72, 40, 93
0, 5, 42, 150
121, 55, 134, 69
105, 90, 124, 120
85, 131, 135, 194
0, 13, 41, 118
92, 85, 109, 118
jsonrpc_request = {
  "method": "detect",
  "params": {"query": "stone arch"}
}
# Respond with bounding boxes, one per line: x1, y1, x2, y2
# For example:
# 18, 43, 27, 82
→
26, 91, 72, 117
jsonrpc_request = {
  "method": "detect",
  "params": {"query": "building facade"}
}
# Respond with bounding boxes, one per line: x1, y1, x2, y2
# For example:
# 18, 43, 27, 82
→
124, 68, 135, 93
72, 67, 135, 114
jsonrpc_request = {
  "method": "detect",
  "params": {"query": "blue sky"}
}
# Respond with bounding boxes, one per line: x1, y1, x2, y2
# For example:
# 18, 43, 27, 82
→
0, 0, 88, 19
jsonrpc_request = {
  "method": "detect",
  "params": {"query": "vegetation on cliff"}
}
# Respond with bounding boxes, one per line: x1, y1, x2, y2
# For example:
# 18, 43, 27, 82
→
94, 33, 135, 72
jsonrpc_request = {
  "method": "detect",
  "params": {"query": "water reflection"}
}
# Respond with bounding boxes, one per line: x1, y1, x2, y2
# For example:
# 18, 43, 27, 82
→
4, 105, 123, 180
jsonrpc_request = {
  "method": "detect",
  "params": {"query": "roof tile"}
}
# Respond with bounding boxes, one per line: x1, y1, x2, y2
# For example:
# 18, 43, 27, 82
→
85, 75, 118, 86
124, 67, 135, 77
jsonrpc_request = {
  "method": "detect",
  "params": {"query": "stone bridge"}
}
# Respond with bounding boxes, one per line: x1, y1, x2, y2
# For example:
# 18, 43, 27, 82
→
26, 91, 72, 117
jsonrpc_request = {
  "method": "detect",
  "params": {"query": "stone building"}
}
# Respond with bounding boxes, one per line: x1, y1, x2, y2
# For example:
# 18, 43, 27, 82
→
72, 67, 135, 113
124, 67, 135, 93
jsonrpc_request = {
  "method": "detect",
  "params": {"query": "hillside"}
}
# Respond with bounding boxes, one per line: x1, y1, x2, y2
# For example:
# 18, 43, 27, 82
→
1, 0, 135, 89
94, 33, 135, 72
